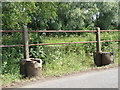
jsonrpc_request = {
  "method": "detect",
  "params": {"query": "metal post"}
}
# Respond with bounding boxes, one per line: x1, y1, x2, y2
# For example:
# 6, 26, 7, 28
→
23, 26, 29, 59
96, 27, 101, 52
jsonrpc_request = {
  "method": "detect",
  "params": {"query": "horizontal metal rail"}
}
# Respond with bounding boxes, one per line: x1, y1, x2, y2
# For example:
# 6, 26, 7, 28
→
0, 30, 23, 32
0, 40, 119, 48
30, 41, 97, 46
0, 30, 119, 33
0, 44, 24, 47
100, 30, 120, 32
0, 30, 96, 33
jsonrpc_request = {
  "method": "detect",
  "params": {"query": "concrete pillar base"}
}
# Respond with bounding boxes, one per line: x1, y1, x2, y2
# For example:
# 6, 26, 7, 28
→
20, 58, 42, 78
94, 52, 114, 67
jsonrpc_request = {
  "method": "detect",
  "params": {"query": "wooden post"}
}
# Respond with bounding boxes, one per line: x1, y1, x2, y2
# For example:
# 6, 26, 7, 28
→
96, 27, 101, 52
23, 26, 29, 59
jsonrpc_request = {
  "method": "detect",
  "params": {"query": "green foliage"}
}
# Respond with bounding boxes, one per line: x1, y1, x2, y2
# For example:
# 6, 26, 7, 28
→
2, 2, 119, 30
95, 2, 119, 30
2, 32, 119, 86
1, 2, 119, 86
1, 73, 21, 85
42, 44, 94, 76
2, 47, 23, 74
29, 46, 45, 59
2, 2, 36, 30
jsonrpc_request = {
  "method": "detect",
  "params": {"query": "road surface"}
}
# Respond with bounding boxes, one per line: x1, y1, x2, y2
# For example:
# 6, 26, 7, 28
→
19, 67, 118, 88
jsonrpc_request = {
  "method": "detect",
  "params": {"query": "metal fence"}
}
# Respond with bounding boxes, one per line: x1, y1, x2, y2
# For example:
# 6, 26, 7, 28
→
0, 28, 119, 48
1, 26, 119, 60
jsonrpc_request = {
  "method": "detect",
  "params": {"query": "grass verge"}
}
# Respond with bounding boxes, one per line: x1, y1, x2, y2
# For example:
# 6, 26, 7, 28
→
1, 32, 119, 87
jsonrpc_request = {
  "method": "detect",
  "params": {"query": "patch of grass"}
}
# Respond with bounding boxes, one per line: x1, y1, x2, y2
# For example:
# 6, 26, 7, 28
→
42, 33, 96, 44
1, 73, 21, 86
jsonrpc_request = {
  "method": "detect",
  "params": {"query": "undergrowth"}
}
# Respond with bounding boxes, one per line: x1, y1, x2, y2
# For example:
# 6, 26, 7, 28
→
1, 32, 119, 86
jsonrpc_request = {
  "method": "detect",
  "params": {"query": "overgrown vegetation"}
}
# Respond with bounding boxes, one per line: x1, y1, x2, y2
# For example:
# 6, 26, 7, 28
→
1, 32, 119, 85
1, 2, 119, 86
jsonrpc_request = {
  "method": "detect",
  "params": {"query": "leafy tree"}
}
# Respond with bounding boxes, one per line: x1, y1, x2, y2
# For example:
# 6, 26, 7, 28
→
2, 2, 118, 30
95, 2, 118, 30
48, 2, 98, 30
28, 2, 58, 30
2, 2, 36, 30
118, 2, 120, 30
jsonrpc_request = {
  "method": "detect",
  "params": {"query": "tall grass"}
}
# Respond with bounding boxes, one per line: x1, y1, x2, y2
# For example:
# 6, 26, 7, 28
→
1, 32, 119, 86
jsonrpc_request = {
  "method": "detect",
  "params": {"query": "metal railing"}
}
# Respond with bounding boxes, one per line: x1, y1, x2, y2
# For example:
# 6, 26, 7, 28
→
0, 29, 119, 48
1, 26, 119, 59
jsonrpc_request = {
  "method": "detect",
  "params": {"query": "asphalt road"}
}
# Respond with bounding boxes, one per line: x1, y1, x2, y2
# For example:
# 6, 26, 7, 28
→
20, 67, 118, 88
